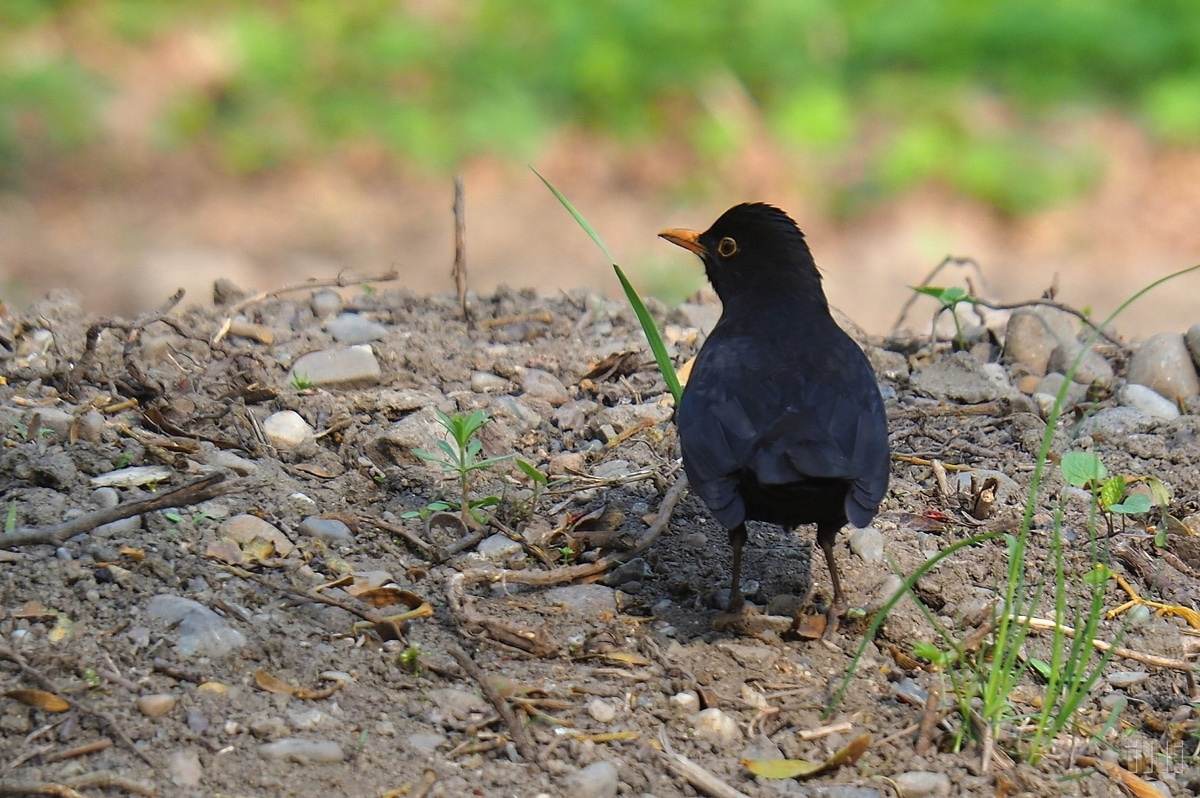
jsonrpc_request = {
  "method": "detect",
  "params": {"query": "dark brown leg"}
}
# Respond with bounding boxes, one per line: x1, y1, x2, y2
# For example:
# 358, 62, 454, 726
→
726, 523, 747, 612
817, 522, 846, 642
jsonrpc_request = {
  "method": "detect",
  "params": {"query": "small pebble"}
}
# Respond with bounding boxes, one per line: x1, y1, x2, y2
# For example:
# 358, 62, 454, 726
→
471, 371, 509, 393
136, 693, 177, 718
587, 698, 617, 723
564, 761, 619, 798
893, 770, 951, 798
518, 367, 569, 405
1107, 671, 1150, 689
848, 526, 884, 563
403, 732, 447, 754
258, 738, 345, 764
690, 707, 742, 747
1119, 384, 1180, 421
167, 749, 202, 787
310, 289, 343, 318
262, 410, 313, 449
326, 313, 387, 344
670, 691, 700, 715
298, 516, 353, 543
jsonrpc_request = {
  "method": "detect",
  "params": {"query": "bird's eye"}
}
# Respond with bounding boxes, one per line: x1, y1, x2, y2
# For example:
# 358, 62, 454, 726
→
717, 237, 738, 257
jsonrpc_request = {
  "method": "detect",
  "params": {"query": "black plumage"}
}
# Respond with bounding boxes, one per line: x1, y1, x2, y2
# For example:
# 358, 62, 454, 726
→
659, 203, 890, 638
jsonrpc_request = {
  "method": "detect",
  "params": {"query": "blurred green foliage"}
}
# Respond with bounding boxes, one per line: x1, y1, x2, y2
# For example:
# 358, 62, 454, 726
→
4, 0, 1200, 213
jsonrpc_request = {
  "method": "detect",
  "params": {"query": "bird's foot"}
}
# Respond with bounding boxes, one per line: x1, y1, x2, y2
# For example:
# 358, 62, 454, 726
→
818, 600, 847, 653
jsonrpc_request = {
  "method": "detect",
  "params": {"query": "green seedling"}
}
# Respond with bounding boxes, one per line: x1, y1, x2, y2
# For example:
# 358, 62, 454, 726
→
291, 372, 314, 391
114, 452, 133, 468
163, 510, 183, 524
534, 167, 683, 405
516, 458, 549, 514
412, 409, 511, 529
401, 500, 452, 521
398, 644, 421, 674
4, 502, 16, 534
911, 284, 975, 350
558, 545, 577, 564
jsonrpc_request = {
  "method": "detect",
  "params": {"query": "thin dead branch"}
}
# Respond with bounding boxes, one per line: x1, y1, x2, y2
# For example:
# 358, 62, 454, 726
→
657, 727, 751, 798
3, 473, 240, 548
1013, 615, 1195, 671
211, 270, 400, 344
446, 644, 537, 762
66, 288, 186, 397
452, 175, 470, 323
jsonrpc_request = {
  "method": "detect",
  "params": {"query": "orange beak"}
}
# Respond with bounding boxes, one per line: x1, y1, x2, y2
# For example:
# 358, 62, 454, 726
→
658, 228, 706, 257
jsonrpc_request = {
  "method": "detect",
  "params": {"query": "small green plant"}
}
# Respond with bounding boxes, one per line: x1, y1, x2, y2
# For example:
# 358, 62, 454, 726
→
400, 500, 452, 521
412, 410, 511, 529
516, 458, 549, 513
833, 261, 1200, 764
398, 644, 422, 674
4, 502, 16, 534
911, 284, 975, 349
558, 544, 577, 564
534, 167, 682, 405
1061, 451, 1165, 535
291, 372, 314, 391
162, 510, 183, 524
114, 452, 133, 468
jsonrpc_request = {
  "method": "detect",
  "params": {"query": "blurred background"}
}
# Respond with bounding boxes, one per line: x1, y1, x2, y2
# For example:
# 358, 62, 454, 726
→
2, 0, 1200, 336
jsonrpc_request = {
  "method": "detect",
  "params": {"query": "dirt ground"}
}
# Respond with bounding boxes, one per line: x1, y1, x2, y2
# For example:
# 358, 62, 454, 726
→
1, 279, 1199, 797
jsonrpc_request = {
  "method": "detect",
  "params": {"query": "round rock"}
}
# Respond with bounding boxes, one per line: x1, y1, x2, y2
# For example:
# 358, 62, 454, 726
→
1118, 384, 1180, 420
262, 411, 313, 449
298, 516, 353, 543
690, 707, 742, 747
137, 693, 177, 718
564, 761, 619, 798
1127, 332, 1200, 402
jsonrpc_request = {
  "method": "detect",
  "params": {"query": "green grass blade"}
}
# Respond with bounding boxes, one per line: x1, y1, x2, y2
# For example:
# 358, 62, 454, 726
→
530, 166, 615, 264
614, 264, 683, 404
534, 165, 683, 404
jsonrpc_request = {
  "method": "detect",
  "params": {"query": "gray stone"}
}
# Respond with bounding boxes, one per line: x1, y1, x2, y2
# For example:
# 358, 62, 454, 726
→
262, 410, 313, 449
403, 732, 446, 755
1034, 373, 1087, 406
1003, 307, 1076, 375
167, 749, 202, 787
1107, 670, 1150, 689
1127, 333, 1200, 402
893, 771, 951, 798
287, 706, 325, 731
1186, 323, 1200, 369
848, 526, 884, 563
867, 346, 909, 381
592, 459, 634, 479
587, 698, 617, 723
288, 345, 381, 387
298, 517, 352, 543
146, 594, 247, 658
565, 761, 619, 798
208, 449, 260, 475
518, 367, 569, 405
544, 584, 617, 615
92, 487, 120, 508
258, 738, 345, 764
310, 289, 343, 318
470, 371, 509, 393
76, 410, 105, 443
90, 465, 173, 488
250, 716, 289, 739
94, 515, 142, 539
426, 688, 487, 720
28, 408, 74, 439
1119, 384, 1180, 420
1047, 340, 1114, 386
491, 395, 542, 430
554, 399, 597, 432
690, 708, 742, 747
377, 408, 446, 462
548, 451, 586, 474
326, 313, 387, 344
911, 352, 1014, 403
476, 534, 523, 562
1076, 407, 1155, 442
602, 557, 652, 587
596, 402, 673, 431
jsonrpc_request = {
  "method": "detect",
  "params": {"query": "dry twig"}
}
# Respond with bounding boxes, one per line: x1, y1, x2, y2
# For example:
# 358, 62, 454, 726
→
211, 270, 400, 344
657, 727, 750, 798
3, 473, 239, 549
446, 644, 537, 762
1013, 615, 1195, 671
452, 175, 470, 323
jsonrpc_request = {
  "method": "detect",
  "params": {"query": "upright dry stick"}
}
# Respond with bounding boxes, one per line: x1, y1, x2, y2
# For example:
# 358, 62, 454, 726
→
452, 175, 470, 323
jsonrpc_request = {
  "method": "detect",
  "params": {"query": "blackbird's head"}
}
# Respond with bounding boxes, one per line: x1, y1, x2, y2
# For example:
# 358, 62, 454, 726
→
658, 203, 824, 304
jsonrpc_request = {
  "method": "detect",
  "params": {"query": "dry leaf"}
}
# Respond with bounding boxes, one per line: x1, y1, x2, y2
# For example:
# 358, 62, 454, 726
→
742, 733, 870, 780
598, 652, 649, 667
205, 538, 244, 565
293, 463, 341, 479
242, 537, 277, 564
48, 613, 73, 644
6, 688, 70, 713
1077, 755, 1162, 798
14, 601, 55, 621
120, 546, 146, 562
254, 670, 299, 696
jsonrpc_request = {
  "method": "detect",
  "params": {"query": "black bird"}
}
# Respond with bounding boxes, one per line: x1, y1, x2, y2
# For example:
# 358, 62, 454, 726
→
659, 203, 890, 640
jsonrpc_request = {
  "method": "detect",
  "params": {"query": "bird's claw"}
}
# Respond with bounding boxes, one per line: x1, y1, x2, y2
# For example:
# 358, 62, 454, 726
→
818, 601, 847, 652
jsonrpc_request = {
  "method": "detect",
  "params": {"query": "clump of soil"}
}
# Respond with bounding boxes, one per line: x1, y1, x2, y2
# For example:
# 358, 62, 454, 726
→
1, 281, 1198, 797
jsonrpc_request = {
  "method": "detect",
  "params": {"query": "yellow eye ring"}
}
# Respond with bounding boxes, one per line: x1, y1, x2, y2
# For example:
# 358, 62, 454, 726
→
717, 237, 738, 257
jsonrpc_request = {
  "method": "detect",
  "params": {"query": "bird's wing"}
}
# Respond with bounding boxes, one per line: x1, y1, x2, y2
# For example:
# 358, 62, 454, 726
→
678, 331, 889, 528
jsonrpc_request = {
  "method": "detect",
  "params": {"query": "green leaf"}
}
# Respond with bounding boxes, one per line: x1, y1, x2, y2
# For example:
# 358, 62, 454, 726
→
427, 501, 451, 511
912, 641, 947, 666
1098, 476, 1126, 509
411, 448, 444, 464
1060, 451, 1106, 488
1140, 476, 1172, 507
4, 502, 16, 534
1028, 657, 1053, 681
1083, 563, 1113, 587
531, 166, 615, 263
912, 285, 969, 306
614, 264, 683, 405
1108, 494, 1151, 515
469, 495, 501, 508
163, 510, 183, 523
533, 167, 681, 404
516, 459, 548, 484
400, 510, 420, 519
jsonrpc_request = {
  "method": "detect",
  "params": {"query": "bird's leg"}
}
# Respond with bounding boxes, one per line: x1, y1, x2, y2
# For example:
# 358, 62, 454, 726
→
726, 523, 747, 613
817, 523, 846, 645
